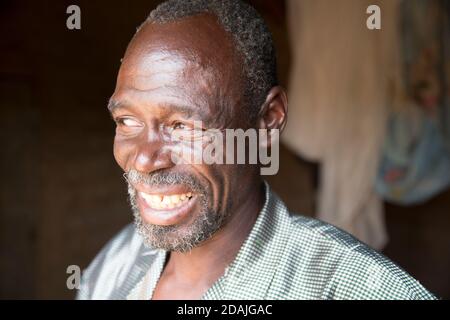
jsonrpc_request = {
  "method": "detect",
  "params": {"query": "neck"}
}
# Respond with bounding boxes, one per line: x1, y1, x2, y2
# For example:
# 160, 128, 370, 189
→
163, 178, 265, 288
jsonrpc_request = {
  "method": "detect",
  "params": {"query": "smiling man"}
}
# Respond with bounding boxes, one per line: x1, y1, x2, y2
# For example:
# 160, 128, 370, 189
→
77, 0, 436, 300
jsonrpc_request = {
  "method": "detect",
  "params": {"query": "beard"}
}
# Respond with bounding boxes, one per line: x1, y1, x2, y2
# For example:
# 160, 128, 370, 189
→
125, 169, 228, 253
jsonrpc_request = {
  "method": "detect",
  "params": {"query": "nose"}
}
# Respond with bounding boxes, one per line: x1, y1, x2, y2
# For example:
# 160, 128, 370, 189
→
126, 127, 175, 175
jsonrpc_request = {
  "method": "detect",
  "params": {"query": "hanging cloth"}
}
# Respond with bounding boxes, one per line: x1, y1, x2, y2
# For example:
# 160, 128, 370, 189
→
283, 0, 401, 249
376, 0, 450, 205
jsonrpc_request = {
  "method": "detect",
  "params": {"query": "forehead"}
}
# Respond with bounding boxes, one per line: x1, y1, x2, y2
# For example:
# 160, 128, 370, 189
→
112, 14, 242, 119
128, 13, 237, 68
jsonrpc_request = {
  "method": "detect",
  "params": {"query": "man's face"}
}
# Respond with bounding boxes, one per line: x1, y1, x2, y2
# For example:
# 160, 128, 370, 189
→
109, 15, 257, 252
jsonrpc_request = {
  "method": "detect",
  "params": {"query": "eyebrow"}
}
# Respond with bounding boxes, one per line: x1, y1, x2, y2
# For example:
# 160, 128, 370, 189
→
107, 98, 201, 121
107, 98, 123, 113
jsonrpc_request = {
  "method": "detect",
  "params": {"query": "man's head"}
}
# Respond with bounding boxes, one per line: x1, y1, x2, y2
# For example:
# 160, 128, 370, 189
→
109, 0, 287, 252
143, 0, 279, 122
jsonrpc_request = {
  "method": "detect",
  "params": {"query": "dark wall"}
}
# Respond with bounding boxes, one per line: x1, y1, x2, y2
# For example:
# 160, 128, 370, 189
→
384, 191, 450, 298
0, 0, 161, 299
0, 0, 449, 299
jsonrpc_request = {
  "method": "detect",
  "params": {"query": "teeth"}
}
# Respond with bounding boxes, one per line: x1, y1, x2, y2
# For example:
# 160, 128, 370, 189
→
140, 192, 193, 210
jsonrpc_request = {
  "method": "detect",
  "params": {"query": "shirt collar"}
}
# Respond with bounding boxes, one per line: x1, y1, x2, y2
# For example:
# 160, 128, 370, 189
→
203, 181, 292, 299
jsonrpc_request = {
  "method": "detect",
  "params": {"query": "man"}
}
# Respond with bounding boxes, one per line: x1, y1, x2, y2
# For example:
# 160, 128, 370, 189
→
77, 0, 436, 300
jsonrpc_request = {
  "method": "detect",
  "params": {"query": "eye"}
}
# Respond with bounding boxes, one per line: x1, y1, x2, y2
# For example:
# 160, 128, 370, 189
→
169, 121, 205, 141
116, 117, 143, 127
114, 116, 144, 136
172, 122, 187, 130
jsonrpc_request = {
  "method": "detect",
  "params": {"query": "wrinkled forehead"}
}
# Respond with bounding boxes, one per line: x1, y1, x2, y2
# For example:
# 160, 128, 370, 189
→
117, 14, 241, 97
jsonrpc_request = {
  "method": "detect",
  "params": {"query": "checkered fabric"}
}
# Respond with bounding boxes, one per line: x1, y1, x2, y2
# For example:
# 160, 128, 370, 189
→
77, 183, 437, 300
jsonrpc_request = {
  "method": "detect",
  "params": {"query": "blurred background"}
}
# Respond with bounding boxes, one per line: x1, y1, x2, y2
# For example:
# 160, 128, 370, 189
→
0, 0, 449, 299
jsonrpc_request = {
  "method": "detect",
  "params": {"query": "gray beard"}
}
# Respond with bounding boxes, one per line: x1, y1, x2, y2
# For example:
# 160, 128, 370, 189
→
125, 169, 227, 253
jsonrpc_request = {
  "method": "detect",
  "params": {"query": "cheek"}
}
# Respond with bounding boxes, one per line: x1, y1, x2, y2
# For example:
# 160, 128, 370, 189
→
113, 138, 133, 171
200, 164, 230, 205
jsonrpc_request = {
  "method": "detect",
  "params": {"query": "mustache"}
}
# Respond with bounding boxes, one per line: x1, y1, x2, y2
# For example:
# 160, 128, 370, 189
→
124, 169, 205, 192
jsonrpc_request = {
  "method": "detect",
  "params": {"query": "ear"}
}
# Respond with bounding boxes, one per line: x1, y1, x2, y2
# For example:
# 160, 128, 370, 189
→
257, 86, 288, 147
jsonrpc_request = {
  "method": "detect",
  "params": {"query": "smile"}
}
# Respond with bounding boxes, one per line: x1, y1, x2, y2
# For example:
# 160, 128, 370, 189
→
139, 192, 193, 210
136, 188, 198, 226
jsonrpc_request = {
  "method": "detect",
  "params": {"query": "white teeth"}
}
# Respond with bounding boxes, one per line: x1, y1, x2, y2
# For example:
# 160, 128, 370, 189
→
140, 192, 193, 210
162, 196, 171, 205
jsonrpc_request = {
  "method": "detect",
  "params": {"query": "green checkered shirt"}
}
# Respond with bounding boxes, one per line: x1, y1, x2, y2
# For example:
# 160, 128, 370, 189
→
77, 183, 436, 300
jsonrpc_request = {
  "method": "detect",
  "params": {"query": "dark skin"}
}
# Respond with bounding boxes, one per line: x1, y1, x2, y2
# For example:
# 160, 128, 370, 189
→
109, 14, 287, 299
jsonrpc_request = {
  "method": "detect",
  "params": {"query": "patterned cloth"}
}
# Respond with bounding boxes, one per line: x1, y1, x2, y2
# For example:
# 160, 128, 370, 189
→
77, 183, 436, 300
376, 0, 450, 205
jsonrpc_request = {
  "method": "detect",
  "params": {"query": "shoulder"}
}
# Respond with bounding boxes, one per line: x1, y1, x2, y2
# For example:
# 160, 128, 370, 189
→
273, 214, 437, 300
76, 223, 146, 299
